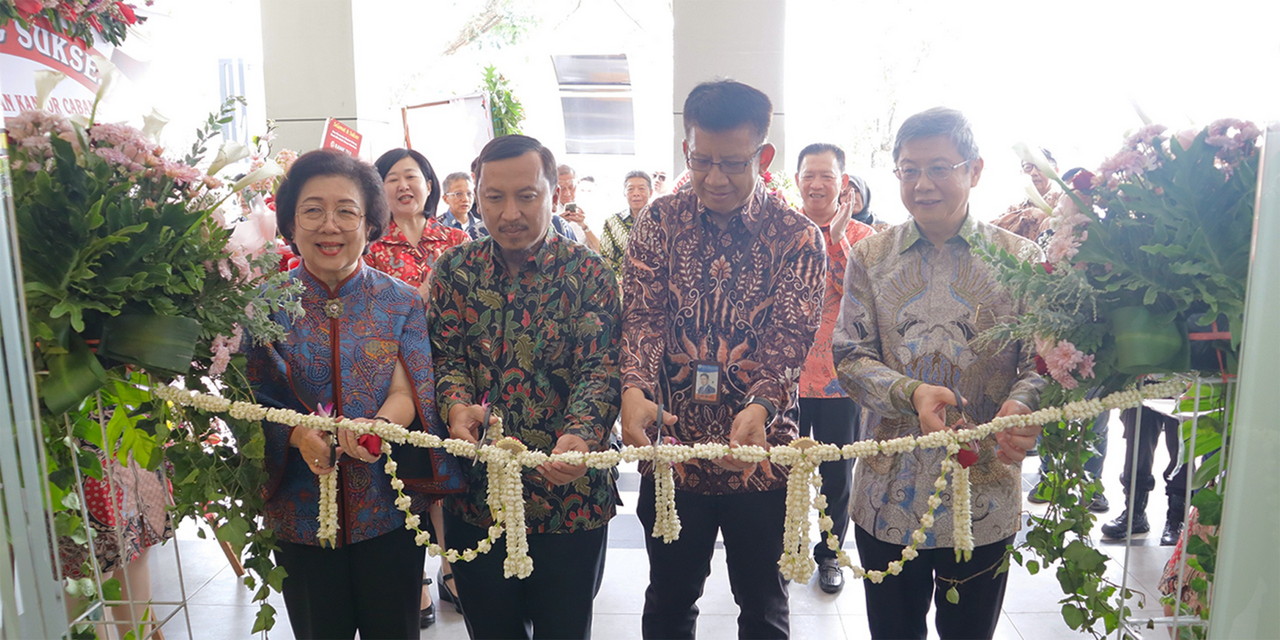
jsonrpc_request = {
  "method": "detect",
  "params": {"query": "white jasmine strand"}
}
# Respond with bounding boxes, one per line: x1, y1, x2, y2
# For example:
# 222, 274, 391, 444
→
151, 379, 1185, 579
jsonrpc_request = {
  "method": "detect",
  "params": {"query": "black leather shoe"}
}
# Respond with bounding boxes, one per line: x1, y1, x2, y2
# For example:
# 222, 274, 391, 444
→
1161, 518, 1184, 546
1101, 510, 1150, 539
420, 577, 436, 628
1088, 492, 1110, 513
817, 558, 844, 594
419, 602, 437, 628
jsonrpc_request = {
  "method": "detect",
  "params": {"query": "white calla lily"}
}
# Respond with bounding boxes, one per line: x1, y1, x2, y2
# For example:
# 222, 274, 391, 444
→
34, 71, 66, 111
89, 54, 121, 122
141, 109, 169, 141
230, 158, 282, 192
208, 141, 249, 176
1012, 142, 1055, 177
1025, 185, 1053, 214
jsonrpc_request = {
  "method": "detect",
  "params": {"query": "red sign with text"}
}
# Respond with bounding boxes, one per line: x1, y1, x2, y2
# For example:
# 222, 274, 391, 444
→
320, 118, 362, 157
0, 17, 109, 118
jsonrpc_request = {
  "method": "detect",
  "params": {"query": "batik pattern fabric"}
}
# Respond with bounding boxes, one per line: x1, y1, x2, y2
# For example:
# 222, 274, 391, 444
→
364, 218, 469, 289
832, 215, 1045, 549
248, 264, 464, 547
799, 219, 876, 398
620, 183, 826, 495
58, 446, 173, 579
599, 210, 635, 281
429, 234, 620, 534
993, 189, 1061, 241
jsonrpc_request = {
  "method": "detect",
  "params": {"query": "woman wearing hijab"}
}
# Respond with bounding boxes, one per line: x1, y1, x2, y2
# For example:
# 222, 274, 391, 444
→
842, 174, 884, 230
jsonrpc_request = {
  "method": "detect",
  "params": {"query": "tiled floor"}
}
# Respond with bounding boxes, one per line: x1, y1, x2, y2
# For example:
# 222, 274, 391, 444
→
141, 411, 1183, 638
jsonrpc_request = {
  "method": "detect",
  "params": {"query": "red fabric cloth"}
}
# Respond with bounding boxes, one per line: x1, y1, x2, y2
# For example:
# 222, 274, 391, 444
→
364, 219, 469, 291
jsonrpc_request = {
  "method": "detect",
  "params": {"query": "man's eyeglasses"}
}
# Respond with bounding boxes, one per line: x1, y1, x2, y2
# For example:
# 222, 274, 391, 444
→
893, 160, 969, 184
685, 146, 763, 175
296, 206, 364, 231
445, 191, 474, 199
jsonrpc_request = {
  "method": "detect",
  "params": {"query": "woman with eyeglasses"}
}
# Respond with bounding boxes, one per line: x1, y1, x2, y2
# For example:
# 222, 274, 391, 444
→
248, 149, 463, 639
365, 148, 470, 300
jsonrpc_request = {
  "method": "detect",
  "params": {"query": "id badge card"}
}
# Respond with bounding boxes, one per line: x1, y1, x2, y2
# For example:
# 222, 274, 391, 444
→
691, 360, 722, 405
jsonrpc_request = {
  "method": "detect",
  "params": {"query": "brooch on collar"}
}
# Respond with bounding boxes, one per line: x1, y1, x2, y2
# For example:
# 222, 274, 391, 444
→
324, 298, 344, 319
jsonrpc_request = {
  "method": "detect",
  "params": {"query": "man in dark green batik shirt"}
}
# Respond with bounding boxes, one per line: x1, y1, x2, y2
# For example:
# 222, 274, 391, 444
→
429, 135, 621, 640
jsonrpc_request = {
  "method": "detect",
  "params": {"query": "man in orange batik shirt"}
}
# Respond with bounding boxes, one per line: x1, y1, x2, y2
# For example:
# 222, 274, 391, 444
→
794, 142, 875, 594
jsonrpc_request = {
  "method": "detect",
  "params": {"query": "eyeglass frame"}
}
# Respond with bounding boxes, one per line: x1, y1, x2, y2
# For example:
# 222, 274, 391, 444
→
892, 159, 970, 184
444, 190, 474, 198
295, 206, 366, 231
685, 145, 765, 175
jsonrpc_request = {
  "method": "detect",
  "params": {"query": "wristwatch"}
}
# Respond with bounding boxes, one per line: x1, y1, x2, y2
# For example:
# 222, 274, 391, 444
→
743, 395, 778, 424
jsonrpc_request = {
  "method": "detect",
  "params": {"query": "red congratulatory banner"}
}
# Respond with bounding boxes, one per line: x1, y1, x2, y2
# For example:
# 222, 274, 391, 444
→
0, 17, 104, 91
0, 16, 111, 118
320, 118, 362, 157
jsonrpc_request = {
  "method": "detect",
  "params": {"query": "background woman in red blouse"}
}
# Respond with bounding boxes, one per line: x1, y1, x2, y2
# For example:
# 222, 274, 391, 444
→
365, 148, 469, 300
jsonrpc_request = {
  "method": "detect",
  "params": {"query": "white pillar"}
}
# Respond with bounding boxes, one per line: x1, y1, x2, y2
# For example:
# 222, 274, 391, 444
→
260, 0, 357, 154
1208, 124, 1280, 638
671, 0, 786, 178
258, 0, 409, 158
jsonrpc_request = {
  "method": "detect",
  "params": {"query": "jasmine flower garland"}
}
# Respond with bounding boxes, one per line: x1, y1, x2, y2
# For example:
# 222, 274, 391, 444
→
316, 461, 340, 547
650, 448, 682, 543
949, 452, 974, 562
150, 379, 1186, 579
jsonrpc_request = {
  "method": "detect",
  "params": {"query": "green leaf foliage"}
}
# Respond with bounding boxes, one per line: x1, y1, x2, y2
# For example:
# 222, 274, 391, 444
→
483, 65, 526, 137
12, 98, 301, 635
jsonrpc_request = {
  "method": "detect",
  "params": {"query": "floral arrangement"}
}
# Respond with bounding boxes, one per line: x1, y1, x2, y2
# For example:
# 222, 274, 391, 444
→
0, 0, 149, 46
153, 378, 1185, 586
972, 119, 1260, 637
982, 120, 1259, 399
235, 124, 300, 271
11, 71, 301, 634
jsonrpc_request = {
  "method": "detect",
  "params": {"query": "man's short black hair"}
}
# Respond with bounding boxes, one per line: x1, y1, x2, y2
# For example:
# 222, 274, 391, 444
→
474, 135, 557, 189
893, 107, 980, 163
682, 80, 772, 142
797, 143, 846, 173
275, 149, 388, 254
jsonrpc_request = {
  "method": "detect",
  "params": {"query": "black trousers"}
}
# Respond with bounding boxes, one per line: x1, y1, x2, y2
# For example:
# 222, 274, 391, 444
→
444, 508, 608, 640
637, 477, 789, 639
798, 397, 859, 559
855, 526, 1013, 640
1118, 406, 1187, 499
274, 526, 424, 640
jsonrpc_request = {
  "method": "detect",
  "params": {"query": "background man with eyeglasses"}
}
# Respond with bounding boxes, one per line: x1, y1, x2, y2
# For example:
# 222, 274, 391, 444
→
439, 171, 487, 239
832, 107, 1045, 639
620, 79, 825, 639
